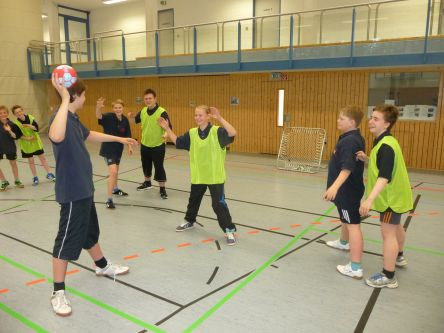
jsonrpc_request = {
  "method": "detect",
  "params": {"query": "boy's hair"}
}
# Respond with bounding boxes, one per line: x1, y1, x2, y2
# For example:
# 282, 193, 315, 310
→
340, 105, 364, 127
373, 104, 399, 130
112, 99, 124, 107
144, 89, 156, 97
55, 79, 86, 103
195, 105, 210, 114
11, 105, 23, 114
0, 105, 9, 114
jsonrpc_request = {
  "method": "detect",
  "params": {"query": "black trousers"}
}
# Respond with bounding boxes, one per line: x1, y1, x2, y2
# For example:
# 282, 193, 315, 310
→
185, 183, 236, 232
140, 145, 166, 182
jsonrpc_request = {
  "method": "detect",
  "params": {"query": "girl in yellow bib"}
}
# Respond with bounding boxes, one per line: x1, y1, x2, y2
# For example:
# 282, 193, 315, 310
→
12, 105, 55, 186
357, 105, 413, 289
159, 105, 237, 245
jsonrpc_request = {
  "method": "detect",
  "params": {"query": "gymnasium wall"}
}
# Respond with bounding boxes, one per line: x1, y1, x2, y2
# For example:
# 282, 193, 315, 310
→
47, 66, 444, 171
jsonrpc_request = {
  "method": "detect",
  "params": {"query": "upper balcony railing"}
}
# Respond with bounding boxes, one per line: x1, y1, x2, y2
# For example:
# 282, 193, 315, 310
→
27, 0, 444, 78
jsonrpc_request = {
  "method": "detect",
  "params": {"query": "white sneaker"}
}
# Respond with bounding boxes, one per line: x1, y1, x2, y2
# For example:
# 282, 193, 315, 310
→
336, 263, 363, 280
226, 230, 236, 246
96, 262, 129, 278
326, 239, 350, 251
50, 290, 72, 317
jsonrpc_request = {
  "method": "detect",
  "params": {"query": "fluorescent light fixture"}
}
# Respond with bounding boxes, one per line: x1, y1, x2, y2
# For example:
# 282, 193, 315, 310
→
278, 89, 285, 127
41, 13, 48, 18
103, 0, 127, 4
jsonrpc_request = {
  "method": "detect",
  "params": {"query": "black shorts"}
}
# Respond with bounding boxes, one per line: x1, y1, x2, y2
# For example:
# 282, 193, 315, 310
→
379, 209, 403, 225
103, 156, 121, 166
0, 153, 17, 161
53, 196, 100, 261
22, 149, 44, 158
337, 206, 361, 224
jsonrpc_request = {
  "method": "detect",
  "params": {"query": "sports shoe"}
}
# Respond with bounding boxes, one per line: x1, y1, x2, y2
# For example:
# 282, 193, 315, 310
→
105, 199, 115, 209
32, 176, 39, 186
365, 272, 399, 289
160, 189, 168, 199
50, 290, 72, 317
112, 189, 128, 196
46, 173, 56, 181
176, 221, 194, 232
226, 228, 236, 246
14, 180, 24, 188
336, 262, 363, 280
396, 255, 408, 267
326, 239, 350, 251
96, 262, 129, 278
0, 181, 8, 191
137, 181, 152, 191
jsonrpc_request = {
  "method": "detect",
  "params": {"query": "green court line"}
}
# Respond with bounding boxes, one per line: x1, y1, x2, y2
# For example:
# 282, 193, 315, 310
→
183, 205, 336, 333
311, 227, 444, 257
0, 302, 50, 333
0, 255, 166, 333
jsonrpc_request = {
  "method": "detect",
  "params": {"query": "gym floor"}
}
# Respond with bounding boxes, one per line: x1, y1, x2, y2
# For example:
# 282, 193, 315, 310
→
0, 136, 443, 333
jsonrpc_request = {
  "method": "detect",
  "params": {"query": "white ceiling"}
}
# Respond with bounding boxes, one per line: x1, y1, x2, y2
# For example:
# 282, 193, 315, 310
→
50, 0, 142, 11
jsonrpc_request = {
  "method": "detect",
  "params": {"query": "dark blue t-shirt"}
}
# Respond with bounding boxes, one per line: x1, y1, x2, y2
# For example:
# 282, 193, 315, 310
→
98, 113, 131, 158
50, 111, 94, 204
327, 129, 365, 209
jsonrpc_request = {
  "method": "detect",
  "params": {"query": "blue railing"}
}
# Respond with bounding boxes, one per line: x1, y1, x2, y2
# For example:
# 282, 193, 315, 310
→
27, 0, 444, 79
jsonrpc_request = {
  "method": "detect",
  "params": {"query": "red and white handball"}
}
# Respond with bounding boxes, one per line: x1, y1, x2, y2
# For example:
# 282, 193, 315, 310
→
52, 65, 78, 88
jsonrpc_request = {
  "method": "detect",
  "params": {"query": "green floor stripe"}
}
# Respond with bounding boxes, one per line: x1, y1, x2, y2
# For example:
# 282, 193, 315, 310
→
311, 228, 444, 257
0, 255, 166, 333
183, 205, 336, 333
0, 302, 50, 333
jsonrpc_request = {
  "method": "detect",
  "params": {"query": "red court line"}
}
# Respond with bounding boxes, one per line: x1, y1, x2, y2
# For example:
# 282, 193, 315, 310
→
408, 213, 419, 217
269, 227, 281, 231
428, 211, 439, 216
329, 219, 340, 223
151, 248, 165, 254
0, 289, 9, 294
371, 215, 379, 219
66, 269, 80, 276
248, 230, 260, 234
291, 224, 301, 228
311, 221, 322, 225
177, 243, 192, 248
201, 238, 215, 243
124, 254, 140, 260
26, 278, 46, 286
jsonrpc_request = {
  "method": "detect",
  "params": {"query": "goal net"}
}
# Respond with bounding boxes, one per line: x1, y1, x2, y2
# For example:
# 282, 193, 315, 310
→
277, 127, 326, 173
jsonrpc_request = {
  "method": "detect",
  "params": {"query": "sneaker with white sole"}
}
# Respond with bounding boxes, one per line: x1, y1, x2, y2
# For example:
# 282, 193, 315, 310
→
365, 272, 399, 289
176, 221, 194, 232
396, 255, 408, 267
326, 239, 350, 251
226, 228, 236, 246
95, 262, 129, 277
50, 290, 72, 317
336, 262, 363, 280
32, 176, 39, 186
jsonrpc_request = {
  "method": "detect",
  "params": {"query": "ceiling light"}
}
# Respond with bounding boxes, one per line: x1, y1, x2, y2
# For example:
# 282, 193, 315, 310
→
103, 0, 127, 4
41, 13, 48, 19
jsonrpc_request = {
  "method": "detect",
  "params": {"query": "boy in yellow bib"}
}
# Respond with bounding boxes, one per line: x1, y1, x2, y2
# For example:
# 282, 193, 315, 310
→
158, 105, 237, 245
12, 105, 55, 185
357, 105, 413, 288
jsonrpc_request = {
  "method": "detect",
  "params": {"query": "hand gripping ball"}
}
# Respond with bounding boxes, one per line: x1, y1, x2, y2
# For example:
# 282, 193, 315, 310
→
52, 65, 78, 88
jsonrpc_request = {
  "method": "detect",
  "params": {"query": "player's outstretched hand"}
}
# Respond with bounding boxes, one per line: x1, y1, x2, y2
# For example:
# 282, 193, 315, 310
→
51, 72, 70, 101
209, 107, 221, 120
158, 117, 169, 129
323, 186, 338, 201
121, 137, 138, 146
96, 97, 105, 110
356, 151, 368, 162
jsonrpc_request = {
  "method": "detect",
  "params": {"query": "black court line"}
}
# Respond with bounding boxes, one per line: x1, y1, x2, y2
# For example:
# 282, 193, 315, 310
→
215, 240, 221, 251
2, 209, 29, 215
0, 231, 184, 308
271, 265, 279, 268
155, 270, 253, 326
411, 182, 424, 189
118, 178, 339, 220
206, 266, 220, 285
354, 194, 421, 333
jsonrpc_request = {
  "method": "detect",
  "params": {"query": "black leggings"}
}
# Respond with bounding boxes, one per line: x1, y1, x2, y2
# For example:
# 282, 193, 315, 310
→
140, 145, 166, 182
185, 183, 236, 232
